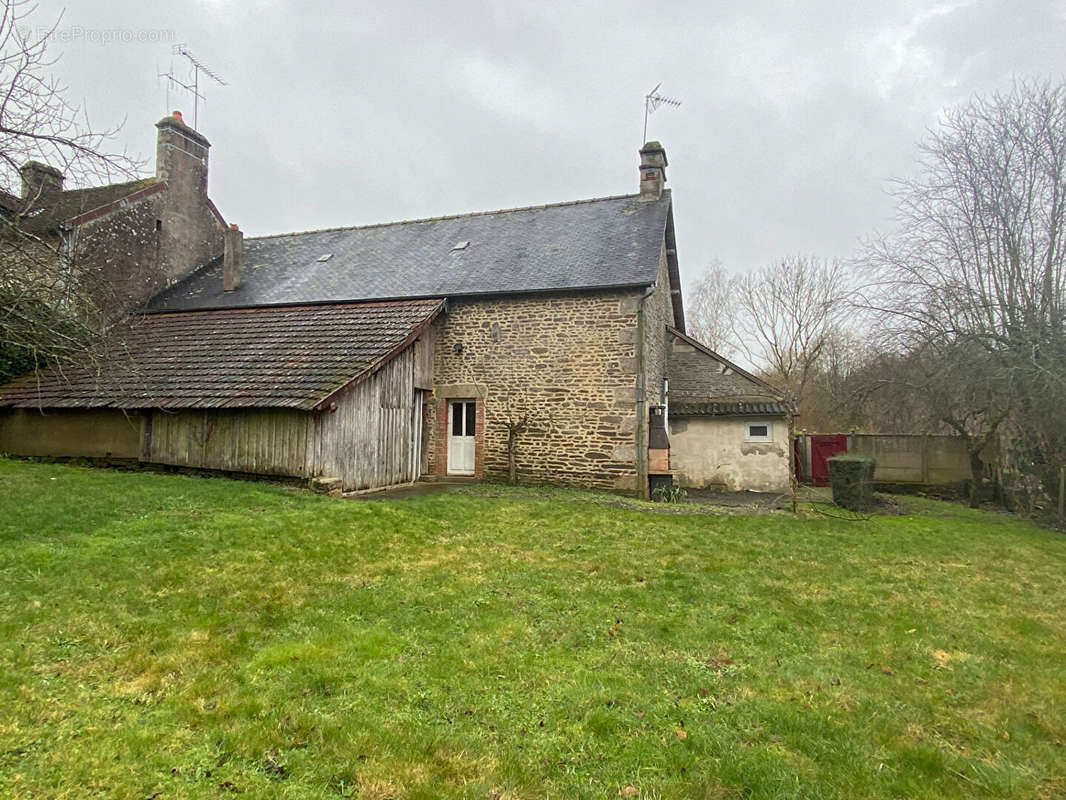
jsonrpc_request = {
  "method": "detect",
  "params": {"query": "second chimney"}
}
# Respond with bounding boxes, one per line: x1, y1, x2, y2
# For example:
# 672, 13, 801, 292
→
20, 161, 64, 206
223, 224, 243, 291
639, 141, 668, 201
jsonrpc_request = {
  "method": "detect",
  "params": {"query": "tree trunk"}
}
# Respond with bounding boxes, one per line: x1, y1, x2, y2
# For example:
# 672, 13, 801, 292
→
968, 447, 985, 508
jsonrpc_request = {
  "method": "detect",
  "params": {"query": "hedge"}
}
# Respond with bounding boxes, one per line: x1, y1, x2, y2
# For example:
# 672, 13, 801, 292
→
828, 455, 877, 511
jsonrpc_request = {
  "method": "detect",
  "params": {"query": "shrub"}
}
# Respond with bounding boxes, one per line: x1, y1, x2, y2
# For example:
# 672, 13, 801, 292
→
828, 455, 876, 511
652, 484, 688, 503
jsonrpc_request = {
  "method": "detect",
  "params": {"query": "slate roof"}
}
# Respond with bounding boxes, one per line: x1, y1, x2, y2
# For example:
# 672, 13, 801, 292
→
671, 401, 788, 417
0, 178, 159, 232
666, 326, 785, 402
0, 299, 443, 411
148, 192, 673, 312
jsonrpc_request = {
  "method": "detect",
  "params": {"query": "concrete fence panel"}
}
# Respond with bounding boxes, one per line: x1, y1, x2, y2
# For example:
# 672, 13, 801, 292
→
795, 433, 972, 485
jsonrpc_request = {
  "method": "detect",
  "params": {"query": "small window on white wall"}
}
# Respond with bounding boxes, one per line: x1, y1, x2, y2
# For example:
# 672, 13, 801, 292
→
745, 422, 773, 442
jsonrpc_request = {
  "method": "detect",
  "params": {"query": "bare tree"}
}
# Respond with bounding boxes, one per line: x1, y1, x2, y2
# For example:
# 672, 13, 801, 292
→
0, 0, 139, 381
685, 259, 738, 358
503, 413, 532, 485
865, 80, 1065, 355
888, 341, 1010, 507
799, 327, 878, 430
862, 79, 1066, 500
731, 255, 849, 411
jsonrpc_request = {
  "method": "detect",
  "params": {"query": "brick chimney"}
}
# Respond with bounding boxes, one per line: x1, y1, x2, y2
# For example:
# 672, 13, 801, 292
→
639, 141, 667, 201
223, 224, 242, 291
20, 161, 64, 205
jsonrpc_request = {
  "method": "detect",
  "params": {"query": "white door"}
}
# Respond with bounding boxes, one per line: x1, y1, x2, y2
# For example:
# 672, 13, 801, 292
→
447, 400, 476, 475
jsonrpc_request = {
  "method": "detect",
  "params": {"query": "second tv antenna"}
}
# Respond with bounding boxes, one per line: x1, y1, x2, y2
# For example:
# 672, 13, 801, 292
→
159, 44, 227, 130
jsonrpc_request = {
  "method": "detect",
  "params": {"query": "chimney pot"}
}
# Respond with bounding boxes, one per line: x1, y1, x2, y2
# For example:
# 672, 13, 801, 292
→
172, 110, 184, 124
638, 141, 668, 201
223, 224, 243, 291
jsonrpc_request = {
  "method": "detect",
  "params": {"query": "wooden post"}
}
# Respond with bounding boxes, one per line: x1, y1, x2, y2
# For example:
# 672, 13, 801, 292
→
921, 434, 930, 485
788, 412, 798, 513
1058, 465, 1064, 523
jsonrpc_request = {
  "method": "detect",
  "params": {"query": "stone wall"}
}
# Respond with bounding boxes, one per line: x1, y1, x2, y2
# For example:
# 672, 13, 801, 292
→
642, 244, 674, 407
426, 290, 646, 492
632, 245, 674, 489
75, 195, 169, 316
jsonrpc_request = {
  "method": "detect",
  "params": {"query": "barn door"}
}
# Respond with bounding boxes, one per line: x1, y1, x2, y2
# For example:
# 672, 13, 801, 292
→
447, 400, 476, 475
810, 434, 848, 486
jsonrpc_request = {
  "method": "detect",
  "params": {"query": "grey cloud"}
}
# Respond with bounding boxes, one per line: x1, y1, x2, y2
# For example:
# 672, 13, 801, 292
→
25, 0, 1066, 292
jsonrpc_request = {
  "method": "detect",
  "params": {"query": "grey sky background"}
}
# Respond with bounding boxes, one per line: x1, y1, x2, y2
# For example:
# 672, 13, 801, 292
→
25, 0, 1066, 293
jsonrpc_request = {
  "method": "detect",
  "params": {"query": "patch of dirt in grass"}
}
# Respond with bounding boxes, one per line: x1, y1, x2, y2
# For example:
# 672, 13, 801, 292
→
184, 630, 210, 645
930, 649, 973, 670
596, 498, 734, 515
349, 751, 497, 798
370, 546, 465, 570
872, 494, 908, 514
704, 649, 737, 673
114, 667, 180, 702
454, 483, 734, 515
1038, 778, 1066, 798
348, 776, 399, 800
494, 544, 538, 564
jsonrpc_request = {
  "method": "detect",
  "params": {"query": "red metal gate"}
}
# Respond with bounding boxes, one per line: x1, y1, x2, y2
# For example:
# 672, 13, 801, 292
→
810, 434, 848, 486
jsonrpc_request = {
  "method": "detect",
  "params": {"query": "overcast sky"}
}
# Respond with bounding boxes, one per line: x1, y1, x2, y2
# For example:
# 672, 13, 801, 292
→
24, 0, 1066, 291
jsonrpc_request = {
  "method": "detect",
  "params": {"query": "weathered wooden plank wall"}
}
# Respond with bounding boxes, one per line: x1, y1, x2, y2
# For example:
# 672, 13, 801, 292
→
413, 326, 436, 390
0, 408, 143, 459
312, 347, 422, 490
5, 337, 436, 490
149, 408, 310, 477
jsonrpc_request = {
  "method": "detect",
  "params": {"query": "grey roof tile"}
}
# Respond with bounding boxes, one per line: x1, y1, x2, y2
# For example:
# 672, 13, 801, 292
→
148, 192, 671, 311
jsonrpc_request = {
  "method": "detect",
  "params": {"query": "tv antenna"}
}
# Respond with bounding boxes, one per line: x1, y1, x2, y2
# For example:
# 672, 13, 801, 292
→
643, 83, 681, 144
158, 44, 227, 130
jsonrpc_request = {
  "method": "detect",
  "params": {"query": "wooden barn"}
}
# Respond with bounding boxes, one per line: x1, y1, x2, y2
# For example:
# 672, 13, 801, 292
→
0, 299, 442, 491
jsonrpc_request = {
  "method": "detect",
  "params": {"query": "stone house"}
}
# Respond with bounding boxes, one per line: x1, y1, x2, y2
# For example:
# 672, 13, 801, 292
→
0, 115, 790, 495
0, 111, 228, 317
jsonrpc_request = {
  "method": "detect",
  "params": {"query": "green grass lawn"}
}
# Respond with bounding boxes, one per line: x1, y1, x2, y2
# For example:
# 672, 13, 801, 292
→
1, 460, 1065, 799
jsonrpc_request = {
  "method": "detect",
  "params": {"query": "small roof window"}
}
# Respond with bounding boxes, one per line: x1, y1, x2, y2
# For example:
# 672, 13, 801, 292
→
317, 253, 333, 262
452, 241, 469, 251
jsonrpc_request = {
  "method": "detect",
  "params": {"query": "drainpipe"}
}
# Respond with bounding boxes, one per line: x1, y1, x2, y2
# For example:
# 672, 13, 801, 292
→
634, 284, 655, 499
663, 377, 669, 430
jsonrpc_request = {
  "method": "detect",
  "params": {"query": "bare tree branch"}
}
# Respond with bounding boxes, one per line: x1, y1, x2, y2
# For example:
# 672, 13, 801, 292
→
0, 0, 142, 382
859, 79, 1066, 505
